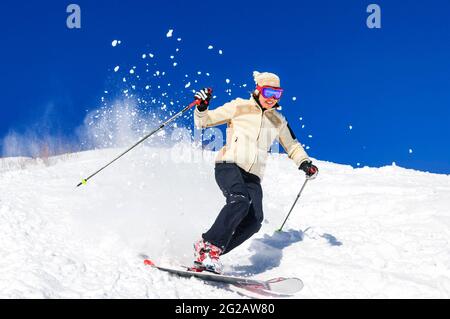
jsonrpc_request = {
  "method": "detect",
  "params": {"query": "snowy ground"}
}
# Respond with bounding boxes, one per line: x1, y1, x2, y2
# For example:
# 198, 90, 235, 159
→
0, 146, 449, 298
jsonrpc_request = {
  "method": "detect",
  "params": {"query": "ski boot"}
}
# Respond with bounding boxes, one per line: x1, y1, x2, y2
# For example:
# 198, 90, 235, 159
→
192, 239, 223, 274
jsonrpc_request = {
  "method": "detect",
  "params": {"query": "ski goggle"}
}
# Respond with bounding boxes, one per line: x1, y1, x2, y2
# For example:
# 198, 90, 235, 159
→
256, 85, 284, 100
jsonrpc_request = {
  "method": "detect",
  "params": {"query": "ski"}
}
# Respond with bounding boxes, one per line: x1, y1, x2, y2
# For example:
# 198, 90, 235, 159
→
142, 258, 304, 296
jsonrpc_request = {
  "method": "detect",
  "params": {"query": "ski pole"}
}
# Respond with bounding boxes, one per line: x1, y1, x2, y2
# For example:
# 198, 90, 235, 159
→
276, 178, 309, 232
76, 99, 201, 187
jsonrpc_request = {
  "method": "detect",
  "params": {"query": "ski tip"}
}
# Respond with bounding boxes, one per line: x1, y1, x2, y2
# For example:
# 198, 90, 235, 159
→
144, 259, 155, 266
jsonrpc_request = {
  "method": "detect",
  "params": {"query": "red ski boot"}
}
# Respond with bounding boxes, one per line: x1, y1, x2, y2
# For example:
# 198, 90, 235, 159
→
193, 239, 223, 274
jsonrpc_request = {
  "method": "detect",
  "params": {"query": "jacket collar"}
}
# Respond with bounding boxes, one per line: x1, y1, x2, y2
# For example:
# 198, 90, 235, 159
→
251, 94, 281, 112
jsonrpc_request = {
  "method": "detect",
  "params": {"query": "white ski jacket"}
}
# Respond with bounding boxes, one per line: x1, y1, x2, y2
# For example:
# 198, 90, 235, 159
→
194, 95, 310, 179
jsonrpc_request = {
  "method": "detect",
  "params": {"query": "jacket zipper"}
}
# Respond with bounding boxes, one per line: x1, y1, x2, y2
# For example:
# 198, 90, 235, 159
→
248, 110, 264, 172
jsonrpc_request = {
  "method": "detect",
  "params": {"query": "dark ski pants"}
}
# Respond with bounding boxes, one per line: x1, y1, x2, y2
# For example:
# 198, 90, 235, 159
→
202, 163, 264, 254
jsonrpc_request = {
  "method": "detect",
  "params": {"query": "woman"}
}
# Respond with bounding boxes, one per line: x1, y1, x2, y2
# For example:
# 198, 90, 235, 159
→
192, 71, 318, 273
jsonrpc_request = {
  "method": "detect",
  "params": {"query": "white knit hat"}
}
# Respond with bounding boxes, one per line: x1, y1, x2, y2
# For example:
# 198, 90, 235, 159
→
253, 71, 281, 87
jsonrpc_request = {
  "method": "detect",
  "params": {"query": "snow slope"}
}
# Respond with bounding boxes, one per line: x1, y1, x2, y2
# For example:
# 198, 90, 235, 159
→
0, 146, 449, 298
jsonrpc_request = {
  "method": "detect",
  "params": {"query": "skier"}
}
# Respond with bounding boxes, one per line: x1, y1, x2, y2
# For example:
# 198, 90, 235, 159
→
192, 71, 318, 273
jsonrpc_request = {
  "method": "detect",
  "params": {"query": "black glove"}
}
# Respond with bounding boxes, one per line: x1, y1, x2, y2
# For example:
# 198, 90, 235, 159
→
194, 88, 212, 112
299, 160, 319, 180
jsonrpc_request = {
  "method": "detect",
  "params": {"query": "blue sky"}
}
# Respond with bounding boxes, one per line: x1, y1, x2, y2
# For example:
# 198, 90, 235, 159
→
1, 0, 449, 174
